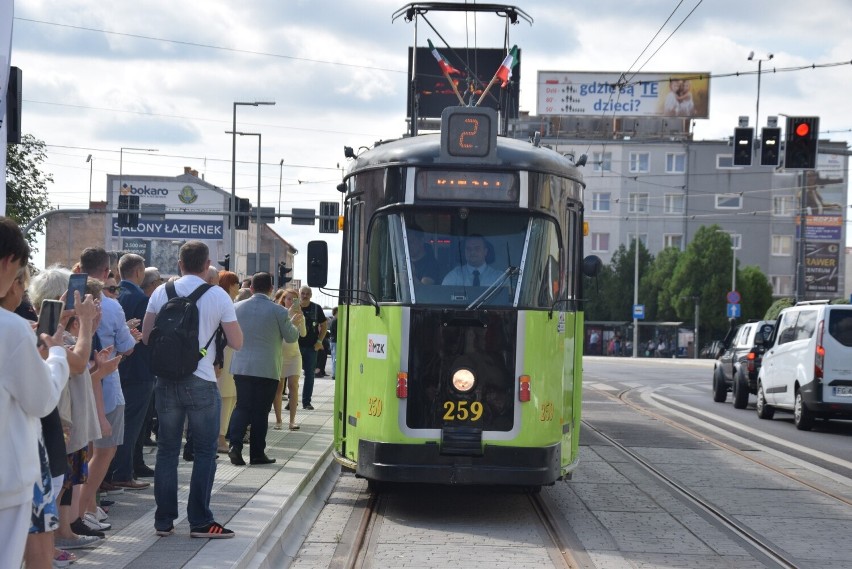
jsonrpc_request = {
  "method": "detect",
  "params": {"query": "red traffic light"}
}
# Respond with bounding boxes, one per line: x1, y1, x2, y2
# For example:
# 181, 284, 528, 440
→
794, 122, 810, 137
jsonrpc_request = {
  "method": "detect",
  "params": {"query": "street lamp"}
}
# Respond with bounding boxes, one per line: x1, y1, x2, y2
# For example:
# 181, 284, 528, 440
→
747, 51, 774, 133
228, 130, 262, 274
119, 147, 157, 250
86, 155, 93, 206
230, 101, 275, 267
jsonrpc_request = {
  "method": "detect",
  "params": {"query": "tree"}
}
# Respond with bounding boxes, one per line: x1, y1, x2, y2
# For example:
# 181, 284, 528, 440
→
643, 246, 681, 321
736, 265, 773, 321
6, 134, 53, 251
583, 262, 615, 321
665, 225, 733, 343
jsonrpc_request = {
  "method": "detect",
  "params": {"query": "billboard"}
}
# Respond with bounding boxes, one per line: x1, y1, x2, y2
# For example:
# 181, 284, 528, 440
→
407, 47, 520, 119
537, 71, 710, 118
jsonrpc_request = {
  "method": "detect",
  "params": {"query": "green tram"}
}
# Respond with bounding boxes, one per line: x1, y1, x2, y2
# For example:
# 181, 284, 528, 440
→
309, 107, 599, 488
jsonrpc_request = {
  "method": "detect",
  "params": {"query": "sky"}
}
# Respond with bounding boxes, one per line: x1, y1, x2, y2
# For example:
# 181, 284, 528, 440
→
9, 0, 852, 304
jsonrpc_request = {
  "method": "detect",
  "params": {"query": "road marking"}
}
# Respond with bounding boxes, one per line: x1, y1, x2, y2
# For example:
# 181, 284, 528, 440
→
645, 390, 852, 483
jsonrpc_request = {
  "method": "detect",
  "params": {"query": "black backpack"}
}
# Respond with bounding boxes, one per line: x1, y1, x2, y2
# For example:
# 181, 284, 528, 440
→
148, 282, 215, 380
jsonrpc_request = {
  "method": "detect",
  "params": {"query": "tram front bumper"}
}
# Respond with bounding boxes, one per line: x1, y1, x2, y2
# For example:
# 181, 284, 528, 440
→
357, 440, 561, 486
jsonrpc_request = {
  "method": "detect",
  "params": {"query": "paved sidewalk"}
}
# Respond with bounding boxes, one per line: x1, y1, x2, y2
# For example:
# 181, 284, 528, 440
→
72, 378, 338, 569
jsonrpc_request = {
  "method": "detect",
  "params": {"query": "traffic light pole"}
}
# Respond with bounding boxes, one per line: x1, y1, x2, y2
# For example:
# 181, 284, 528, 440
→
796, 171, 808, 302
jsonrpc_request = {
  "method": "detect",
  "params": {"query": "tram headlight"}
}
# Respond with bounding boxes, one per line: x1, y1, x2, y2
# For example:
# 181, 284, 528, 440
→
452, 368, 476, 392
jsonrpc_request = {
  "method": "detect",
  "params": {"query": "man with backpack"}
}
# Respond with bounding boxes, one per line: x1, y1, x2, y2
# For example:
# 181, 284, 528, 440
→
141, 241, 243, 539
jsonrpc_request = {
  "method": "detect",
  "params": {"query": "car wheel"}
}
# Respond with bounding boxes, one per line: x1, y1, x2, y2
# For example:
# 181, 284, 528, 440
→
794, 390, 814, 431
712, 369, 727, 403
732, 370, 749, 409
756, 382, 774, 420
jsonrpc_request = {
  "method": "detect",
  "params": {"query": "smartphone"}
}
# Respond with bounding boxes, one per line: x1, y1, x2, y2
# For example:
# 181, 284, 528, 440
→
65, 272, 88, 310
37, 299, 65, 338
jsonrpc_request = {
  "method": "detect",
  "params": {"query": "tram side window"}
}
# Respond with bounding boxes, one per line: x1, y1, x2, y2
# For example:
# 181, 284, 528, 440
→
516, 218, 562, 308
367, 215, 411, 303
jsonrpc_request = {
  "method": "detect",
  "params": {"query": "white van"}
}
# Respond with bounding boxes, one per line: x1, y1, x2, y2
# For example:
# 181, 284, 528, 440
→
756, 301, 852, 430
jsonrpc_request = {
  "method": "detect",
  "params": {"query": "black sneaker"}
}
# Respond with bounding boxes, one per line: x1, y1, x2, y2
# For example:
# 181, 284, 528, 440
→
303, 404, 314, 410
71, 518, 106, 539
190, 521, 235, 539
155, 525, 174, 537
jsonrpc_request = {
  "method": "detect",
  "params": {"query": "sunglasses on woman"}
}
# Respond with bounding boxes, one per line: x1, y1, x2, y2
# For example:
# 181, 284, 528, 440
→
105, 286, 123, 294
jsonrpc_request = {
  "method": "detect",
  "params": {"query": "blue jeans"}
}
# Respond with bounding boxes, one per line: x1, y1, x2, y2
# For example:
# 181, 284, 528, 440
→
111, 380, 154, 481
299, 345, 318, 407
153, 376, 221, 531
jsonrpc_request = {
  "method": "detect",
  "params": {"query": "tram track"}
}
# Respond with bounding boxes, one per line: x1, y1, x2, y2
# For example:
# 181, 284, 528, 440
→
610, 385, 852, 507
581, 417, 799, 568
327, 479, 581, 569
580, 384, 852, 568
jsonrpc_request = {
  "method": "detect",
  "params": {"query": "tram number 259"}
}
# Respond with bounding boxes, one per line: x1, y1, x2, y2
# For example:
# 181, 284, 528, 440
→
443, 400, 483, 421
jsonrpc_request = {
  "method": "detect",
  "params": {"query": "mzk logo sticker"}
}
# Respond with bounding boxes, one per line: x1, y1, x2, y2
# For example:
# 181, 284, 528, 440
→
367, 334, 387, 359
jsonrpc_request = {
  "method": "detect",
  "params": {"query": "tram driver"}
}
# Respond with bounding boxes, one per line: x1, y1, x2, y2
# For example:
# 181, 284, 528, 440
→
441, 235, 503, 287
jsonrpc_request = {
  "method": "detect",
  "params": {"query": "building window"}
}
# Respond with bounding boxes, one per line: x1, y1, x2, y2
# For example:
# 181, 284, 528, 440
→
771, 234, 793, 256
663, 234, 683, 249
771, 275, 793, 296
591, 192, 611, 212
715, 194, 742, 209
772, 195, 796, 216
590, 233, 609, 252
627, 233, 648, 246
665, 153, 686, 173
664, 194, 684, 214
628, 193, 649, 213
592, 152, 612, 172
629, 152, 650, 173
717, 155, 736, 169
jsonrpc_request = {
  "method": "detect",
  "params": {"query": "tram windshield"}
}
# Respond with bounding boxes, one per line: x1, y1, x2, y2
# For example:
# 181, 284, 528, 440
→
366, 210, 566, 309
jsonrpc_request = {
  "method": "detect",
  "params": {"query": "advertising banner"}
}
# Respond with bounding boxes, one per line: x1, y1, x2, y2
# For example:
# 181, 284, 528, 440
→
804, 242, 840, 293
537, 71, 710, 118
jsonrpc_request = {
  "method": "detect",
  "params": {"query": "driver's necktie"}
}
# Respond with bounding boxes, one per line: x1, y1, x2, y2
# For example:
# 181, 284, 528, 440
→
472, 270, 480, 286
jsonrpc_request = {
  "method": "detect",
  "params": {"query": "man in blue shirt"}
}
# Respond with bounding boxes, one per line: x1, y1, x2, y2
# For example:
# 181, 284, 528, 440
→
76, 247, 138, 533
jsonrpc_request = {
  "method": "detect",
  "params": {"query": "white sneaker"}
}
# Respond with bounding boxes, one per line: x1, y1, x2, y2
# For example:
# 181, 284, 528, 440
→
95, 506, 109, 522
83, 511, 111, 531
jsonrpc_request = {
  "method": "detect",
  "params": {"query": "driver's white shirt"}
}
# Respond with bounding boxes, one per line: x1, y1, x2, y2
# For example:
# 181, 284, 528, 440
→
441, 264, 503, 287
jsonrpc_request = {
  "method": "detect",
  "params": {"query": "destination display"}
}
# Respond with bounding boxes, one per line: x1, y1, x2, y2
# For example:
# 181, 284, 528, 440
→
416, 170, 517, 202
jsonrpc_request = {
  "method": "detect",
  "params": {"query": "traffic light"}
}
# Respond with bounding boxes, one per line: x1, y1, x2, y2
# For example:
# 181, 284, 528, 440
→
278, 262, 292, 286
785, 116, 819, 169
733, 127, 753, 166
117, 194, 139, 228
235, 197, 250, 230
319, 201, 340, 234
219, 254, 230, 271
760, 127, 781, 166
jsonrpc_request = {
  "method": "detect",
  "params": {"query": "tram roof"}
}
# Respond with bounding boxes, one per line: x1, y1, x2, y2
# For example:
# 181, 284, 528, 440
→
347, 133, 584, 185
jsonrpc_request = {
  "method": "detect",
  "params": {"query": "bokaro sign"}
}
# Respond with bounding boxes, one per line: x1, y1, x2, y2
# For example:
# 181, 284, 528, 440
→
111, 179, 228, 239
113, 179, 224, 209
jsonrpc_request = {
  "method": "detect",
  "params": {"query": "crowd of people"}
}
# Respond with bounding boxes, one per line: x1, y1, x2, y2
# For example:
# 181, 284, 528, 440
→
0, 217, 337, 568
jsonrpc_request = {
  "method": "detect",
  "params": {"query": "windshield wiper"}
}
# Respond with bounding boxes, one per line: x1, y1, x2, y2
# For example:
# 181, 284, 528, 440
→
466, 266, 519, 310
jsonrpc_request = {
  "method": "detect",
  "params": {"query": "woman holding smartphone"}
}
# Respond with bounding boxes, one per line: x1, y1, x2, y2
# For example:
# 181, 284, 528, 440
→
274, 289, 306, 430
0, 220, 70, 569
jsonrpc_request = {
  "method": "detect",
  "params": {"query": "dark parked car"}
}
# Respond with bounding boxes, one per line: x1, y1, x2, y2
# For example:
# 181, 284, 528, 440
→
712, 320, 775, 408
